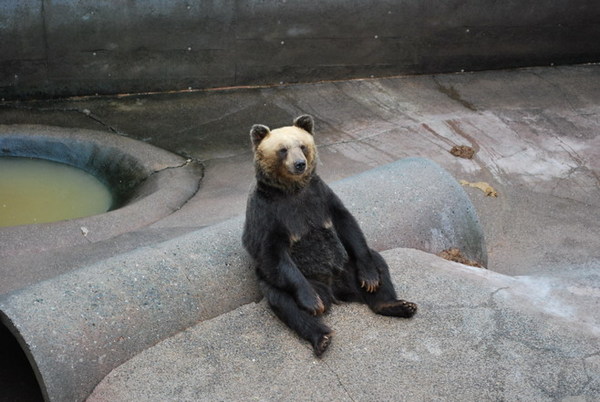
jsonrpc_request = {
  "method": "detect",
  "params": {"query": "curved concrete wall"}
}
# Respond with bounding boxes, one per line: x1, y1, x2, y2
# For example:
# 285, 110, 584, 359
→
0, 158, 485, 402
0, 125, 202, 270
1, 0, 599, 99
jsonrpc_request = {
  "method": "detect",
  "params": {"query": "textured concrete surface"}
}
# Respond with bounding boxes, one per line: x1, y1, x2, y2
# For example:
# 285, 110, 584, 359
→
0, 64, 599, 401
89, 248, 600, 401
2, 1, 600, 98
0, 158, 485, 402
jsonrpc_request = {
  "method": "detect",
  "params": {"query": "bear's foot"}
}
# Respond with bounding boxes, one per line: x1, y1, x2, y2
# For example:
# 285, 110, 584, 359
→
374, 300, 417, 318
312, 332, 333, 357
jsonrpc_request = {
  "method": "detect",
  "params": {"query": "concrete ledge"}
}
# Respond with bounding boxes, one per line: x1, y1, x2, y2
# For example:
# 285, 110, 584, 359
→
0, 158, 484, 402
334, 158, 487, 265
89, 247, 600, 401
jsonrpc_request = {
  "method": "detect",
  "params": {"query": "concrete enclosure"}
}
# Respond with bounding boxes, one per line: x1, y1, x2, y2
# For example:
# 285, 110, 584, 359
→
2, 0, 600, 99
0, 158, 486, 402
1, 1, 599, 401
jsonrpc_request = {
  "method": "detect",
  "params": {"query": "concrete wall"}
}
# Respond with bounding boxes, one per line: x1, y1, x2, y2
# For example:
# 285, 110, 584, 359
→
1, 0, 599, 99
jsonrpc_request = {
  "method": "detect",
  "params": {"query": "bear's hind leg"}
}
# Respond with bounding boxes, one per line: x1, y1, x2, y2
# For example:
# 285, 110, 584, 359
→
357, 251, 417, 318
260, 280, 333, 357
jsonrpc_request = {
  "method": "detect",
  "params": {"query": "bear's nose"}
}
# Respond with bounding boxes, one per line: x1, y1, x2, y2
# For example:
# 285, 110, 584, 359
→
294, 160, 306, 173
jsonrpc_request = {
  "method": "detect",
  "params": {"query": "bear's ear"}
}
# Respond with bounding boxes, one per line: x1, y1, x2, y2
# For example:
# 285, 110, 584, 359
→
250, 124, 270, 147
293, 115, 314, 135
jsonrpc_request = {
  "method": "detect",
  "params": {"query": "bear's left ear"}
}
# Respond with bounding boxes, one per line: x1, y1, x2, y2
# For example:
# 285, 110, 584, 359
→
250, 124, 270, 147
293, 115, 314, 135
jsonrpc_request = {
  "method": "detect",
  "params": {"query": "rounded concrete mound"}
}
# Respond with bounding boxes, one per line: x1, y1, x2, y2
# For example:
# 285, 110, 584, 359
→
0, 125, 203, 256
0, 157, 485, 402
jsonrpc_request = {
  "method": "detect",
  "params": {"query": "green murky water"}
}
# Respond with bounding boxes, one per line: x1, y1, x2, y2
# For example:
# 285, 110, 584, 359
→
0, 157, 113, 227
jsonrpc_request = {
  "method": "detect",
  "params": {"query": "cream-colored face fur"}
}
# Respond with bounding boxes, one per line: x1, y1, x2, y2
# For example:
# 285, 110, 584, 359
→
255, 126, 316, 186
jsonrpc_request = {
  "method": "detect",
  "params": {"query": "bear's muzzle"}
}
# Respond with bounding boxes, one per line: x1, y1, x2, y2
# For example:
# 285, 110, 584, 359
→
293, 160, 306, 174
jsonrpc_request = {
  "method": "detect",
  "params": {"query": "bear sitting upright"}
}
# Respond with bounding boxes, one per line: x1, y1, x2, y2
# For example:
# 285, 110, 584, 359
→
242, 114, 417, 357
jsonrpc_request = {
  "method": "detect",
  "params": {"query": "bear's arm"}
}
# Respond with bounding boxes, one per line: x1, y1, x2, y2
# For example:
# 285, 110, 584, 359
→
325, 183, 382, 290
326, 187, 372, 262
243, 194, 324, 314
258, 227, 325, 315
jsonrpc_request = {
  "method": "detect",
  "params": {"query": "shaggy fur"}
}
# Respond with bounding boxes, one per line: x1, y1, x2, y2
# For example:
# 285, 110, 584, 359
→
242, 115, 417, 356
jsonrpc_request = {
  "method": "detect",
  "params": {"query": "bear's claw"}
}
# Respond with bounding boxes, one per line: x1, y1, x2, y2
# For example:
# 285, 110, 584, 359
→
297, 289, 326, 316
358, 267, 381, 293
313, 333, 332, 357
312, 296, 326, 316
360, 279, 380, 293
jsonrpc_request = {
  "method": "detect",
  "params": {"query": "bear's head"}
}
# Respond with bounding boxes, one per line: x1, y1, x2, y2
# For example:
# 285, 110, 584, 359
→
250, 115, 317, 192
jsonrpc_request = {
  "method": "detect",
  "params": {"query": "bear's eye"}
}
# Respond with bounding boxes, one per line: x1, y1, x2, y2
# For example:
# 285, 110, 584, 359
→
278, 148, 288, 156
300, 144, 307, 153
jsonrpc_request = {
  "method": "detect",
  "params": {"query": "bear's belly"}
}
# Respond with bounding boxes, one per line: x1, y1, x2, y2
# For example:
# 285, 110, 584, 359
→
289, 227, 348, 281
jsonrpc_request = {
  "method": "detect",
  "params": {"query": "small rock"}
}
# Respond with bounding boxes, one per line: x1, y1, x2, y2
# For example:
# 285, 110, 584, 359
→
450, 145, 475, 159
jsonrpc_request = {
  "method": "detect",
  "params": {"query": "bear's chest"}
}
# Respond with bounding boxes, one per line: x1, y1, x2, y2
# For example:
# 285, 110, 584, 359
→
274, 184, 330, 239
270, 178, 348, 278
289, 224, 348, 279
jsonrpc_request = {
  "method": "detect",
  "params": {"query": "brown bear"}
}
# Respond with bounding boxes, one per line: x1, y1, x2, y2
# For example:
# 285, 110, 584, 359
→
242, 115, 417, 356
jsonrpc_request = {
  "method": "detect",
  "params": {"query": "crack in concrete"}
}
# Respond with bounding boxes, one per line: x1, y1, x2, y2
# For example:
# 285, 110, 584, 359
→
1, 103, 125, 136
154, 158, 199, 173
78, 108, 124, 135
555, 136, 600, 189
321, 358, 357, 402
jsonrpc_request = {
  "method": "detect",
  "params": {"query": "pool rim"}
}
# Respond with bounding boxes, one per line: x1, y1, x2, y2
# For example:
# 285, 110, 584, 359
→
0, 124, 202, 257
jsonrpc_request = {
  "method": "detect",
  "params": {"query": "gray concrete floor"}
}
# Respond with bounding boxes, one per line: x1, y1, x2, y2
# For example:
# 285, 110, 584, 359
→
1, 64, 599, 280
1, 64, 600, 401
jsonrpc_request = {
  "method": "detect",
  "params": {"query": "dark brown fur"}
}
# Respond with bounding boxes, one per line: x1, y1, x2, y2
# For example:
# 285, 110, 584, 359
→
242, 115, 417, 356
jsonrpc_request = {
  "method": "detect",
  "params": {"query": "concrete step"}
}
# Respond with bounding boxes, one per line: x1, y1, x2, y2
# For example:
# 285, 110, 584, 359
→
89, 247, 600, 401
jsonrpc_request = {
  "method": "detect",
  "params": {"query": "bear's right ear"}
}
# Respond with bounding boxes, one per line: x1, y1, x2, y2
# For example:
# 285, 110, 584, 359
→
293, 115, 314, 134
250, 124, 270, 147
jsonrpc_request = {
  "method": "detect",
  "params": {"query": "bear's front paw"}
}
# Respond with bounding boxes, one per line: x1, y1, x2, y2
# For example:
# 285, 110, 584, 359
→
358, 270, 380, 293
297, 290, 325, 316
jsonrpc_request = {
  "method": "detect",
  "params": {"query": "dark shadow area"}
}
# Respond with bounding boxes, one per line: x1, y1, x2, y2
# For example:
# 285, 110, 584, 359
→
0, 323, 43, 402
